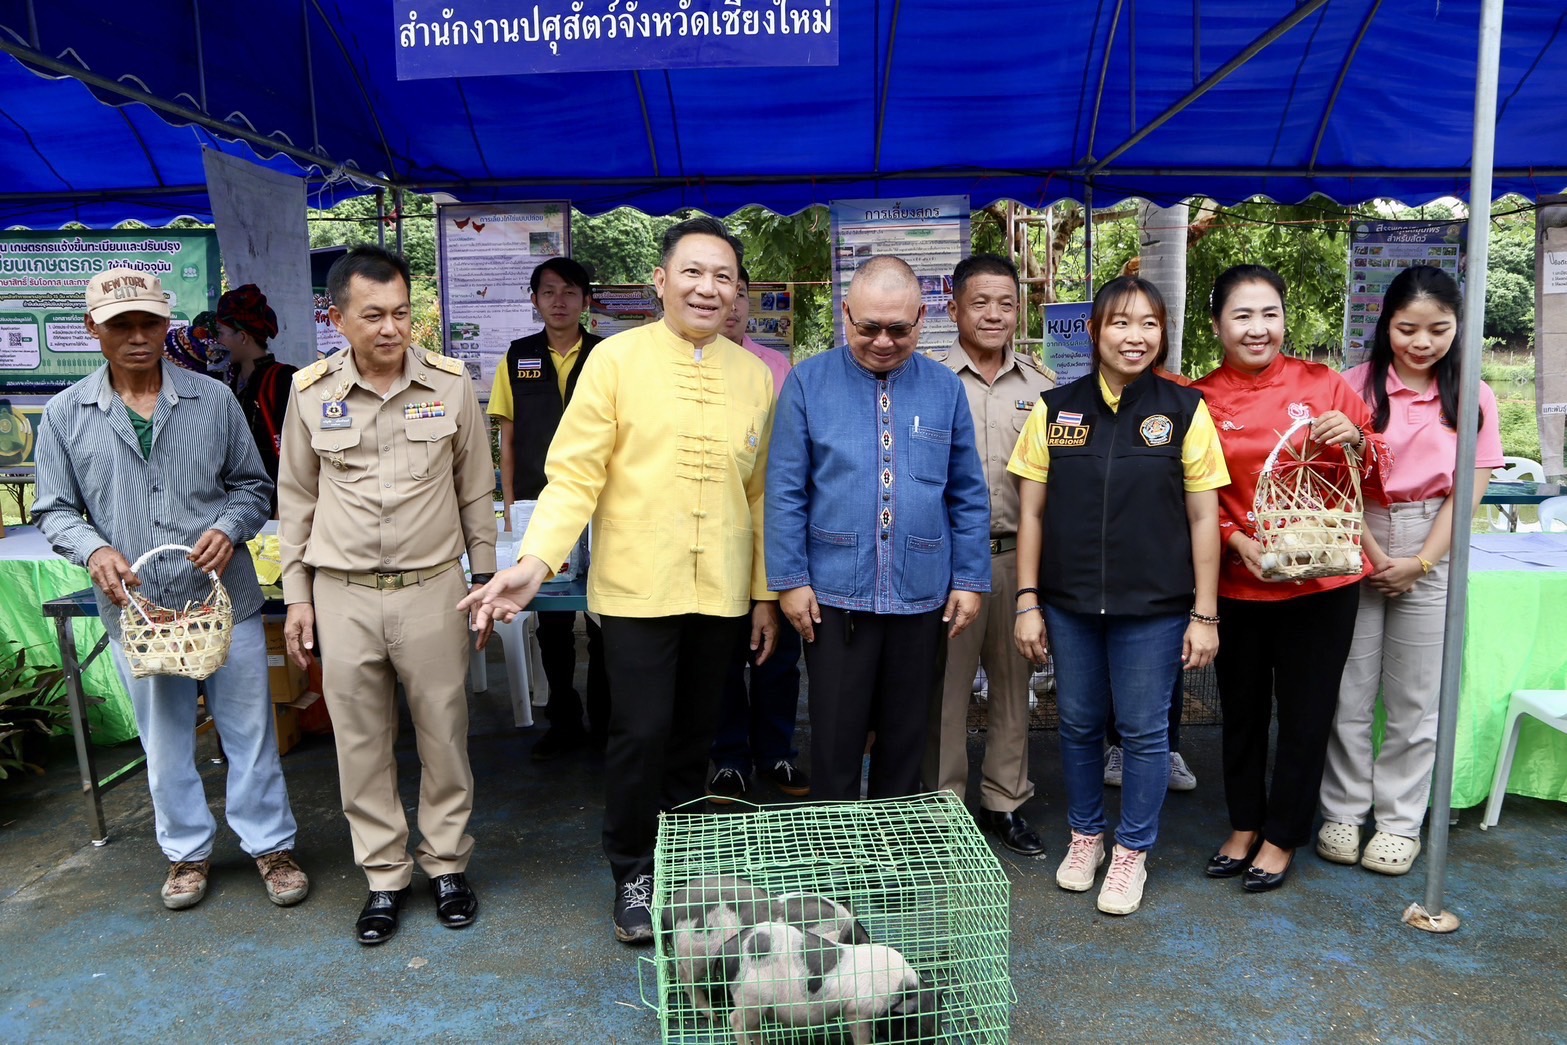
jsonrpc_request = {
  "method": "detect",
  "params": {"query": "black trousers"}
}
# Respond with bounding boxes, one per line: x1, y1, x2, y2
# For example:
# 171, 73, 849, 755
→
535, 611, 610, 740
599, 613, 747, 884
805, 606, 946, 802
1215, 584, 1360, 849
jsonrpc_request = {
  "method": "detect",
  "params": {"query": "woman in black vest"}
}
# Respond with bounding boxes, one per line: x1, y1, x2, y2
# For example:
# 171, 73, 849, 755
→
1008, 276, 1228, 916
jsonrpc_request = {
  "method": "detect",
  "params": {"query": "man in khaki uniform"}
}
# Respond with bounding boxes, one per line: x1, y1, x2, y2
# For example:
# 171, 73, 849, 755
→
278, 246, 496, 946
924, 254, 1055, 855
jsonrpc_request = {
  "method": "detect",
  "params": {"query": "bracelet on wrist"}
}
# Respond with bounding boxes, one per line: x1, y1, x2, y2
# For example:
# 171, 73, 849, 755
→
468, 573, 494, 585
1015, 586, 1041, 601
1189, 610, 1220, 625
1416, 556, 1434, 575
1014, 605, 1044, 617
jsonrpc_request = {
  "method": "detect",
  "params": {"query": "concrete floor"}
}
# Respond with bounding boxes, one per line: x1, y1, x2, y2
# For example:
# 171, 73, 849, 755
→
2, 650, 1564, 1044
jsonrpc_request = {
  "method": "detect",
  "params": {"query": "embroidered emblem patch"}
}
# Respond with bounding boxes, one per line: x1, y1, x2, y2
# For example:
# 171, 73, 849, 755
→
516, 357, 543, 379
1046, 421, 1090, 448
1057, 410, 1084, 425
882, 468, 893, 488
745, 422, 759, 451
1139, 414, 1174, 447
320, 400, 351, 430
881, 430, 892, 450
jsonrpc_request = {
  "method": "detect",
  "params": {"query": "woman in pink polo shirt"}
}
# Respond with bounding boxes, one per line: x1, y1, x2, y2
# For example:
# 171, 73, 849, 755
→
1317, 265, 1504, 876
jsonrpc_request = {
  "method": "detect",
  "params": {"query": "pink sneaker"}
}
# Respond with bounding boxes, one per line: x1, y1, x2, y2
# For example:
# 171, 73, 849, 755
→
1054, 831, 1105, 892
1097, 845, 1148, 915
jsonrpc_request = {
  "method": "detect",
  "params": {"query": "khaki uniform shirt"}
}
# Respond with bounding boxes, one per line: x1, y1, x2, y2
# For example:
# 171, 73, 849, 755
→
928, 339, 1055, 538
277, 346, 498, 604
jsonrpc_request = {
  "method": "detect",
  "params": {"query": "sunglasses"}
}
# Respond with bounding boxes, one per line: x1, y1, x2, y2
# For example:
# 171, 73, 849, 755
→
845, 305, 919, 341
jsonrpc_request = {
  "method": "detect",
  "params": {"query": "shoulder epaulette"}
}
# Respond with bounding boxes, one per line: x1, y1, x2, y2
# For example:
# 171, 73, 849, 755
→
424, 350, 465, 375
1019, 352, 1057, 385
292, 358, 329, 390
922, 347, 949, 361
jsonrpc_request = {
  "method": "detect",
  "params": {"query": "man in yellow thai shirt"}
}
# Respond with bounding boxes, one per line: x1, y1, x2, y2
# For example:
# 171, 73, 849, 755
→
461, 216, 778, 944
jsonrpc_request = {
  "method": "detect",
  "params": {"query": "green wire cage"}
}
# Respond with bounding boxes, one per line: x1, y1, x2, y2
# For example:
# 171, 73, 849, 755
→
642, 791, 1014, 1043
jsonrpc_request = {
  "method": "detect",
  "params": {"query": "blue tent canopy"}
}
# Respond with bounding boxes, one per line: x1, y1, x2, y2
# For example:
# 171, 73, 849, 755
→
0, 0, 1564, 225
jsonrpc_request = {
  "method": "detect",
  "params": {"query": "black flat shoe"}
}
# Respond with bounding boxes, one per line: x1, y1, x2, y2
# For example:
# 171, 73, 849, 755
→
977, 809, 1047, 857
355, 887, 409, 946
431, 872, 478, 928
1205, 839, 1262, 878
1242, 856, 1294, 893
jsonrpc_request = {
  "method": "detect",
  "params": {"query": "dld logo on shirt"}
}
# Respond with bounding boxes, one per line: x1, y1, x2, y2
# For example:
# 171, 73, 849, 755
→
1047, 421, 1091, 447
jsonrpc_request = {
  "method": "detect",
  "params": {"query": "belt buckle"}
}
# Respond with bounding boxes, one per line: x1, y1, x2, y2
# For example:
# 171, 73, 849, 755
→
990, 539, 1002, 554
375, 572, 405, 591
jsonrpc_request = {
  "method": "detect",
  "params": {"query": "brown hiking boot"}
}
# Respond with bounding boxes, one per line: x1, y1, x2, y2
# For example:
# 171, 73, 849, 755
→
256, 849, 310, 906
161, 860, 211, 910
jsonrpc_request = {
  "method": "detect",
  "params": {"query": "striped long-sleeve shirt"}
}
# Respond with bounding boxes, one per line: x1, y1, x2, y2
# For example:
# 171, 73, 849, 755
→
33, 361, 272, 640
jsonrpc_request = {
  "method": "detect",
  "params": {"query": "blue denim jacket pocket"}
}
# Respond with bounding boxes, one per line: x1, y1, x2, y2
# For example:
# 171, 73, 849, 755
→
897, 532, 947, 602
807, 525, 862, 598
908, 424, 951, 485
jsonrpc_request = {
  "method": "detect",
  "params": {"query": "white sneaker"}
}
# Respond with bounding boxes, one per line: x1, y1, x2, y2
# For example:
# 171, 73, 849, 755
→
1055, 831, 1106, 892
1168, 752, 1198, 792
1097, 845, 1148, 915
1103, 745, 1124, 787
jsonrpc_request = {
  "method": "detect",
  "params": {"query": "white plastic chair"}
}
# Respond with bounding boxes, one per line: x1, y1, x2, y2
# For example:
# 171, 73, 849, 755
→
1480, 690, 1567, 829
1488, 456, 1546, 532
1538, 496, 1567, 532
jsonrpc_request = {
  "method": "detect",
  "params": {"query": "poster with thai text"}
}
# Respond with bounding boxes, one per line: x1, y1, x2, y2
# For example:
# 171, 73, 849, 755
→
1342, 219, 1465, 368
745, 282, 796, 357
437, 201, 570, 398
586, 285, 661, 340
1042, 302, 1093, 385
0, 230, 219, 393
829, 196, 970, 351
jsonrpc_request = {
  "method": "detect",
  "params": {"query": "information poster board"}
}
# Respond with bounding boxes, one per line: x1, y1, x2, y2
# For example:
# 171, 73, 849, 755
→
437, 201, 570, 396
745, 282, 796, 357
1342, 219, 1465, 368
310, 246, 349, 359
0, 394, 49, 478
1042, 302, 1094, 385
0, 230, 220, 393
829, 197, 970, 350
587, 284, 661, 340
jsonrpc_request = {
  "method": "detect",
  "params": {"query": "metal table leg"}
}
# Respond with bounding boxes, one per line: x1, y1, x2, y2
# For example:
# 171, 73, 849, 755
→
56, 616, 109, 845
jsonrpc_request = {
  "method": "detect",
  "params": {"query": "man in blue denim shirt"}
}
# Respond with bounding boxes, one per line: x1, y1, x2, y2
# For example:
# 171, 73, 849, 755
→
767, 256, 990, 801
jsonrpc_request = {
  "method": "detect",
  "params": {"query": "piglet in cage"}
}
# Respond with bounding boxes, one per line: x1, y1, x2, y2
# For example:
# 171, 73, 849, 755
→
662, 875, 774, 1019
719, 920, 940, 1044
771, 891, 872, 945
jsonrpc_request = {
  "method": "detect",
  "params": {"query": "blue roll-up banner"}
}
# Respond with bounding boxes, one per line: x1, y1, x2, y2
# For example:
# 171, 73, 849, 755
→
1042, 302, 1094, 385
394, 1, 839, 79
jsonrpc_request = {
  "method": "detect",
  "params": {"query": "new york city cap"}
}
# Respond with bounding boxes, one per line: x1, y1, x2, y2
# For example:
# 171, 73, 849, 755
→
86, 268, 171, 322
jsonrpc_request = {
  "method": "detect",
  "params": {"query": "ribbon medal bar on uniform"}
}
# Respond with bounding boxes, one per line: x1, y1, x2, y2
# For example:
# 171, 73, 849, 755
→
404, 401, 446, 420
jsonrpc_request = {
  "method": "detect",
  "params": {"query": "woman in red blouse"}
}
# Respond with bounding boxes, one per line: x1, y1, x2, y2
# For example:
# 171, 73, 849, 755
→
1193, 265, 1387, 892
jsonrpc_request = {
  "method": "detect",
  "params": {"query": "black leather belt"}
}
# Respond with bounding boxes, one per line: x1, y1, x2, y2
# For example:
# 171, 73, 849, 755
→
990, 536, 1017, 554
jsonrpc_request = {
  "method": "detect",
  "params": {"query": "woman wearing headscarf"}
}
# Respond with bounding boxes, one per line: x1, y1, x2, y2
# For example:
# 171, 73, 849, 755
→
218, 284, 295, 515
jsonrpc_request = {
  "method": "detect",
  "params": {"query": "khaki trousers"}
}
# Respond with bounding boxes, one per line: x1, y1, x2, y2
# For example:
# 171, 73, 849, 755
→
313, 565, 475, 889
924, 549, 1035, 809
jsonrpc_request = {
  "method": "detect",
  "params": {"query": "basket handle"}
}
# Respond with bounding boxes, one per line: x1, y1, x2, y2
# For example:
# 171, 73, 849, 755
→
1260, 415, 1317, 477
120, 543, 221, 627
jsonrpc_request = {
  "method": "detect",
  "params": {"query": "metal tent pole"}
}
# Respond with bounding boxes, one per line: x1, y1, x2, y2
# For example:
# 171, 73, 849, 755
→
1084, 183, 1095, 299
1402, 0, 1505, 937
376, 188, 387, 249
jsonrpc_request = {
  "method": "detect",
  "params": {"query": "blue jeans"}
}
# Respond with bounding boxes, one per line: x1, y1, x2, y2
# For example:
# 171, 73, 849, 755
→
1044, 606, 1186, 851
711, 622, 802, 773
109, 612, 298, 863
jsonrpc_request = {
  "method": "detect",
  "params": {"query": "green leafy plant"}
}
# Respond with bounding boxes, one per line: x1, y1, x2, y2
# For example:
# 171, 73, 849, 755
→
0, 641, 71, 779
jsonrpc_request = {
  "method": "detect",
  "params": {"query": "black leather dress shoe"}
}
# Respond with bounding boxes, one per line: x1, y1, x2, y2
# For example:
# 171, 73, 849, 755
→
431, 872, 478, 928
977, 809, 1047, 856
355, 887, 409, 946
1242, 857, 1293, 893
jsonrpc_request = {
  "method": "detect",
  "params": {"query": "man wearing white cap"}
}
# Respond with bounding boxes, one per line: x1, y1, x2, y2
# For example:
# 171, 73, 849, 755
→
33, 268, 308, 912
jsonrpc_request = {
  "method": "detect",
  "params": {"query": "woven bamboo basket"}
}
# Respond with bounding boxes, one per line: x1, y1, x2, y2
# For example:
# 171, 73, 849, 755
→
118, 543, 234, 680
1254, 415, 1364, 581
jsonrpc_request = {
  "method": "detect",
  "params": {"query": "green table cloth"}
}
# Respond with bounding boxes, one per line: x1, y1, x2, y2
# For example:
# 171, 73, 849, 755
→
1453, 533, 1567, 807
0, 527, 136, 744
